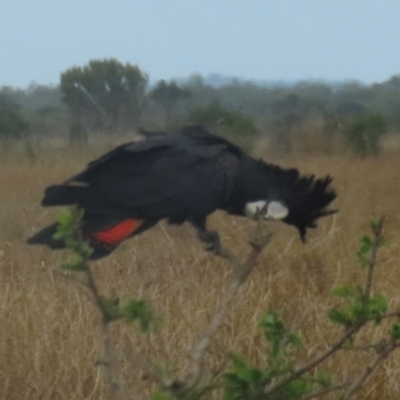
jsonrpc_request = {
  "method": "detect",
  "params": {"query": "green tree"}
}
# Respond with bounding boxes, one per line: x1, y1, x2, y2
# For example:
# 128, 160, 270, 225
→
187, 102, 259, 151
0, 84, 63, 111
346, 113, 386, 156
60, 59, 148, 132
0, 107, 29, 139
150, 80, 190, 123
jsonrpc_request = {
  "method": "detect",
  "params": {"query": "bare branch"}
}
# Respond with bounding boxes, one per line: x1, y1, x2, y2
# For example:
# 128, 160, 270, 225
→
265, 322, 364, 397
342, 340, 400, 399
86, 264, 126, 400
380, 310, 400, 320
265, 216, 389, 398
185, 222, 272, 387
124, 348, 173, 389
363, 216, 385, 302
52, 269, 91, 290
299, 383, 344, 400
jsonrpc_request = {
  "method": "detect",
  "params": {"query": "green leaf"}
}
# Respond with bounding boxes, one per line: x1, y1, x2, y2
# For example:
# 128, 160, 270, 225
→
328, 308, 353, 326
370, 218, 380, 228
277, 379, 313, 399
100, 297, 123, 321
56, 208, 73, 227
333, 284, 364, 299
152, 392, 170, 400
231, 354, 247, 371
368, 295, 388, 313
366, 295, 388, 323
52, 207, 94, 269
356, 235, 374, 268
223, 353, 271, 400
315, 371, 332, 387
360, 235, 373, 250
122, 299, 156, 332
378, 238, 390, 248
259, 311, 286, 342
391, 323, 400, 340
61, 261, 87, 271
288, 333, 302, 347
330, 285, 354, 297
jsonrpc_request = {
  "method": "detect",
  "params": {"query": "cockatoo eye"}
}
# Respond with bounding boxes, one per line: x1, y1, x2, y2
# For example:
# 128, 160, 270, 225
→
260, 204, 268, 216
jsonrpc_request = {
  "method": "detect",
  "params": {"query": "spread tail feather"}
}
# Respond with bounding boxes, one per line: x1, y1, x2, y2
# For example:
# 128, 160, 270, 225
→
27, 222, 116, 260
27, 218, 156, 260
27, 223, 63, 249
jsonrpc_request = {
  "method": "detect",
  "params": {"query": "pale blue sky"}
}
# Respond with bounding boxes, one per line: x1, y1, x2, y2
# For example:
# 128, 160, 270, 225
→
2, 1, 400, 88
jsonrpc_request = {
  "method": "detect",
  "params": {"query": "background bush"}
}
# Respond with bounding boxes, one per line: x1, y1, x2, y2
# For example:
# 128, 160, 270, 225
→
0, 107, 29, 139
346, 114, 387, 156
187, 102, 260, 151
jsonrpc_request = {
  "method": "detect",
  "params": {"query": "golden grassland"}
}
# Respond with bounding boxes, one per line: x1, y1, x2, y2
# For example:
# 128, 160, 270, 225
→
1, 138, 400, 399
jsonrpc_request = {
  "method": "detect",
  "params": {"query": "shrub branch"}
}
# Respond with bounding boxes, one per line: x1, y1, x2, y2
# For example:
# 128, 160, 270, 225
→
50, 208, 400, 400
185, 218, 273, 387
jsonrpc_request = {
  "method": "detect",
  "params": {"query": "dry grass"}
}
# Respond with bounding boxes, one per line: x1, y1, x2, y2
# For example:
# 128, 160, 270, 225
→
1, 139, 400, 399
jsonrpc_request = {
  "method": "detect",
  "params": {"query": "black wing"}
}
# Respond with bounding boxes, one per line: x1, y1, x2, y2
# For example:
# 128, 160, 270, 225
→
42, 128, 239, 222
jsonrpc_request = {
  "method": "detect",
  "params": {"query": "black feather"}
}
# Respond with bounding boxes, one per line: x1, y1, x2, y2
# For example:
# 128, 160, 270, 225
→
42, 185, 87, 206
28, 125, 337, 259
27, 223, 62, 248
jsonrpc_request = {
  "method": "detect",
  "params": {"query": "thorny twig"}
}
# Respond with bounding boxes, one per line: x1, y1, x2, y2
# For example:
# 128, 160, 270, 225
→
57, 208, 400, 400
185, 218, 272, 387
85, 263, 126, 400
363, 216, 385, 302
264, 321, 365, 398
124, 348, 173, 389
343, 339, 400, 399
299, 383, 345, 400
286, 328, 400, 400
264, 216, 397, 400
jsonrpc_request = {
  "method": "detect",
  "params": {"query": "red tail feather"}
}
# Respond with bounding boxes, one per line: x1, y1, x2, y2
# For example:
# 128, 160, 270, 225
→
93, 219, 143, 247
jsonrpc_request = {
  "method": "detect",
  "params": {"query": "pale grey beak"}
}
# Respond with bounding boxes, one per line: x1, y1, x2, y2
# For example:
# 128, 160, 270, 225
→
264, 201, 289, 220
244, 200, 288, 220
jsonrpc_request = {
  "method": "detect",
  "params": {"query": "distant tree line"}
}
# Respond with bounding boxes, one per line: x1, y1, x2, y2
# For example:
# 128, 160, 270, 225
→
1, 58, 399, 155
